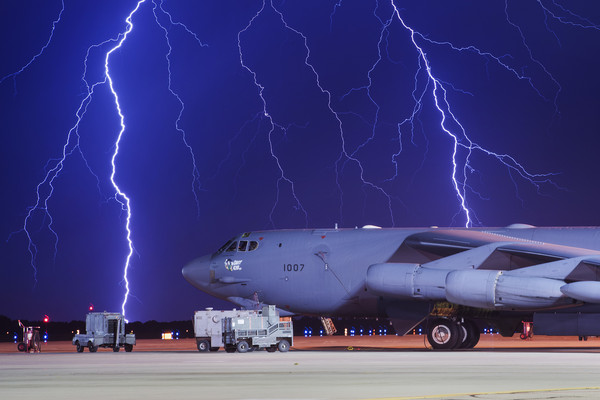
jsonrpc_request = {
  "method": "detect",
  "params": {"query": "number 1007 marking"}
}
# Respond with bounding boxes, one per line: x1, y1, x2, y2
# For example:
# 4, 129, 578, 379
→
284, 263, 304, 271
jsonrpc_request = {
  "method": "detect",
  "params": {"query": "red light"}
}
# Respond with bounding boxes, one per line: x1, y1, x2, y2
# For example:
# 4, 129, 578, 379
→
89, 304, 94, 311
43, 315, 49, 323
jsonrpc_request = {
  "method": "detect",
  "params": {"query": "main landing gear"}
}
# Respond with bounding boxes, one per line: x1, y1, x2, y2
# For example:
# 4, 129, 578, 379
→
426, 318, 480, 350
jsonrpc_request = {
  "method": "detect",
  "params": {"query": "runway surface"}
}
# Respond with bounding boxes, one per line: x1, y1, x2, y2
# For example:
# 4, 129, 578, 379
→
2, 336, 600, 400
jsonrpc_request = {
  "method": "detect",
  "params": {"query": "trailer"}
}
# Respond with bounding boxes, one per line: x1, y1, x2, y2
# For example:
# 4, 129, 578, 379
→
72, 312, 136, 352
193, 305, 293, 353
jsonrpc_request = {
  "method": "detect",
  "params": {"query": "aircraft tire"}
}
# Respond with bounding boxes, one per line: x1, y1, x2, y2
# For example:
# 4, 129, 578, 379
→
462, 320, 480, 349
456, 322, 469, 349
197, 339, 210, 352
236, 340, 249, 353
277, 339, 290, 352
427, 318, 460, 350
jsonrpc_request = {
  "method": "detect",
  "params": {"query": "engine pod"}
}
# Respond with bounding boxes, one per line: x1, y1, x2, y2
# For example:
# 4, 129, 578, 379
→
560, 281, 600, 303
446, 269, 567, 310
366, 263, 447, 300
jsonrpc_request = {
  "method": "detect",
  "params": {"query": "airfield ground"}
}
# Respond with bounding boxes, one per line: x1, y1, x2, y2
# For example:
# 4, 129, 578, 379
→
1, 335, 599, 399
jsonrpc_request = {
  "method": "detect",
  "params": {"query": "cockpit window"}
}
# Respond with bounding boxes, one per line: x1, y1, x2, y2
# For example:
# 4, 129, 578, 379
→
225, 241, 238, 252
216, 239, 234, 255
216, 238, 258, 254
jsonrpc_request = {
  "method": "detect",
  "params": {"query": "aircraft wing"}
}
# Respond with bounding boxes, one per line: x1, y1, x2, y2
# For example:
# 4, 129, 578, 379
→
404, 229, 600, 271
369, 229, 600, 305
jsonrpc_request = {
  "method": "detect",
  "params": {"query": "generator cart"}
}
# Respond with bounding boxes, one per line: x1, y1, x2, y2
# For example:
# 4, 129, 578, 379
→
17, 320, 42, 353
72, 312, 135, 352
193, 305, 293, 353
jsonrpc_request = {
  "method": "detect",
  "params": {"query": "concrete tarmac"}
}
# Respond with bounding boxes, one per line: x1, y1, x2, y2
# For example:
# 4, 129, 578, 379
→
2, 336, 600, 400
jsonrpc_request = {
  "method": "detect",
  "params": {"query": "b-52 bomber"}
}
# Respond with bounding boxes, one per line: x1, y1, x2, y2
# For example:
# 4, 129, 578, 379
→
183, 224, 600, 349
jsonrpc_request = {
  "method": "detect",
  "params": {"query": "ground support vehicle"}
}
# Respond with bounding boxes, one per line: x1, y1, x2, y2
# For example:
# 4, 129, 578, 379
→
193, 305, 293, 353
72, 312, 135, 352
17, 320, 42, 353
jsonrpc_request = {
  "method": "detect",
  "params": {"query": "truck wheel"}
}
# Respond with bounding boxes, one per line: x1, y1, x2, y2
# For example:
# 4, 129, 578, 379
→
76, 342, 84, 353
124, 344, 133, 352
88, 342, 98, 352
225, 345, 236, 353
17, 342, 26, 352
197, 339, 210, 352
236, 340, 249, 353
113, 346, 120, 352
266, 346, 277, 353
209, 347, 219, 352
277, 339, 290, 352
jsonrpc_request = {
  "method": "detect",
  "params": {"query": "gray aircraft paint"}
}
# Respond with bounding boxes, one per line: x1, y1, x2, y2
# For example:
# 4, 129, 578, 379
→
182, 225, 600, 338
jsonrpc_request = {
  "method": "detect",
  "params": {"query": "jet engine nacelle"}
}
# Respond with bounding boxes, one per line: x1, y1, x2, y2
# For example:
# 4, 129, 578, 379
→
445, 269, 567, 309
560, 281, 600, 303
365, 263, 447, 300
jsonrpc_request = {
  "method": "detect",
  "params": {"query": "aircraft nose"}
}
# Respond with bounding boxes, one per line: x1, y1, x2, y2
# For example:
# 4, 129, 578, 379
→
182, 254, 212, 289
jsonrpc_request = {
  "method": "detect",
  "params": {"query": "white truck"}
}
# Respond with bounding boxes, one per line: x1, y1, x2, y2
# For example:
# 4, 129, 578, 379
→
193, 305, 293, 353
72, 312, 136, 352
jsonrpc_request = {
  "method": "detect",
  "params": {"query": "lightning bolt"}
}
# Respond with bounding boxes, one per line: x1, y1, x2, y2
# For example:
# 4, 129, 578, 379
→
237, 1, 309, 228
388, 0, 566, 226
5, 1, 147, 320
3, 0, 79, 283
6, 0, 598, 319
239, 0, 397, 227
0, 0, 65, 95
104, 0, 148, 320
6, 0, 217, 319
329, 0, 344, 32
151, 0, 208, 217
330, 0, 563, 227
537, 0, 600, 36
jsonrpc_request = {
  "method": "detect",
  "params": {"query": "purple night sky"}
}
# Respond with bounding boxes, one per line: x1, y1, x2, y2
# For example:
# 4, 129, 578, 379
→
1, 0, 599, 322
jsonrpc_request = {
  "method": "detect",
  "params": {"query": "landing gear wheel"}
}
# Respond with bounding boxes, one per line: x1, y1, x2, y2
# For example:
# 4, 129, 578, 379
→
124, 344, 133, 352
17, 342, 26, 352
458, 320, 480, 349
88, 342, 98, 352
265, 346, 277, 353
236, 340, 249, 353
76, 342, 84, 353
209, 347, 219, 352
113, 346, 120, 352
427, 318, 460, 350
277, 339, 290, 352
456, 322, 468, 349
197, 339, 210, 352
